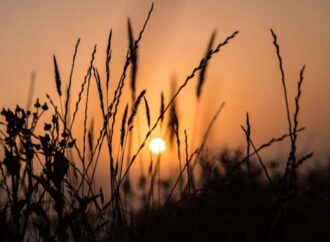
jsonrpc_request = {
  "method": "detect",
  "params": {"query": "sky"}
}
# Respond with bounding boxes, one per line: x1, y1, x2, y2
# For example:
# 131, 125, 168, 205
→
0, 0, 330, 180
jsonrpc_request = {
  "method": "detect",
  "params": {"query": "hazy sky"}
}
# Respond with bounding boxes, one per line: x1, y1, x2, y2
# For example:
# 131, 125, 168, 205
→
0, 1, 330, 173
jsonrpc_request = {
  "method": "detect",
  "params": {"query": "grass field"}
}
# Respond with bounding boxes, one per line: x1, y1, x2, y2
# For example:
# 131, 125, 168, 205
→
0, 3, 329, 242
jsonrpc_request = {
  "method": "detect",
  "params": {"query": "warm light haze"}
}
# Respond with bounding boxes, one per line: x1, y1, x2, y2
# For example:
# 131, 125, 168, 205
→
0, 1, 329, 241
0, 1, 329, 160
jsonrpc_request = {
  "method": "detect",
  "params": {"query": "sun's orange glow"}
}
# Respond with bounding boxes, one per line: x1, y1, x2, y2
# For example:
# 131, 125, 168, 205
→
149, 137, 166, 154
0, 0, 329, 181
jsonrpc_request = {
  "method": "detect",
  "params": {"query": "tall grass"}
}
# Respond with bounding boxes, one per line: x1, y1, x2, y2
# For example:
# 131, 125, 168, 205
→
0, 3, 325, 242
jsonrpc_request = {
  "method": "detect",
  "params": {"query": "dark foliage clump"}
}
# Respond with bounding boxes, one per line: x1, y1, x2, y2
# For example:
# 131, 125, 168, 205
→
129, 149, 330, 242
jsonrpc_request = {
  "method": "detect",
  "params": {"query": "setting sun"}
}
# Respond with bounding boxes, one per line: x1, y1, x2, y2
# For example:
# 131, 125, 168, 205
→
149, 137, 166, 154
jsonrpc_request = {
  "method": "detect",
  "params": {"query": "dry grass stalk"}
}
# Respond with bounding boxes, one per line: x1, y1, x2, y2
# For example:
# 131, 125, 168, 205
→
69, 45, 97, 131
173, 112, 182, 195
184, 129, 191, 195
64, 38, 80, 124
83, 60, 94, 165
197, 30, 216, 99
270, 29, 293, 142
53, 55, 62, 97
127, 89, 146, 128
128, 18, 137, 101
93, 67, 106, 118
106, 30, 112, 106
143, 96, 151, 128
88, 118, 94, 155
271, 29, 312, 189
160, 91, 165, 125
241, 123, 273, 187
120, 104, 129, 147
289, 65, 306, 186
245, 112, 251, 174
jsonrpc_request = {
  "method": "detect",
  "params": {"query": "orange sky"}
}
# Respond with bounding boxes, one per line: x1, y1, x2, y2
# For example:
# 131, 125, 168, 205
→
0, 0, 330, 179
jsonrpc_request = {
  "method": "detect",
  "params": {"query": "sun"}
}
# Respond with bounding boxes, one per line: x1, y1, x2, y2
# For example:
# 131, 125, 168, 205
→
149, 137, 166, 154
